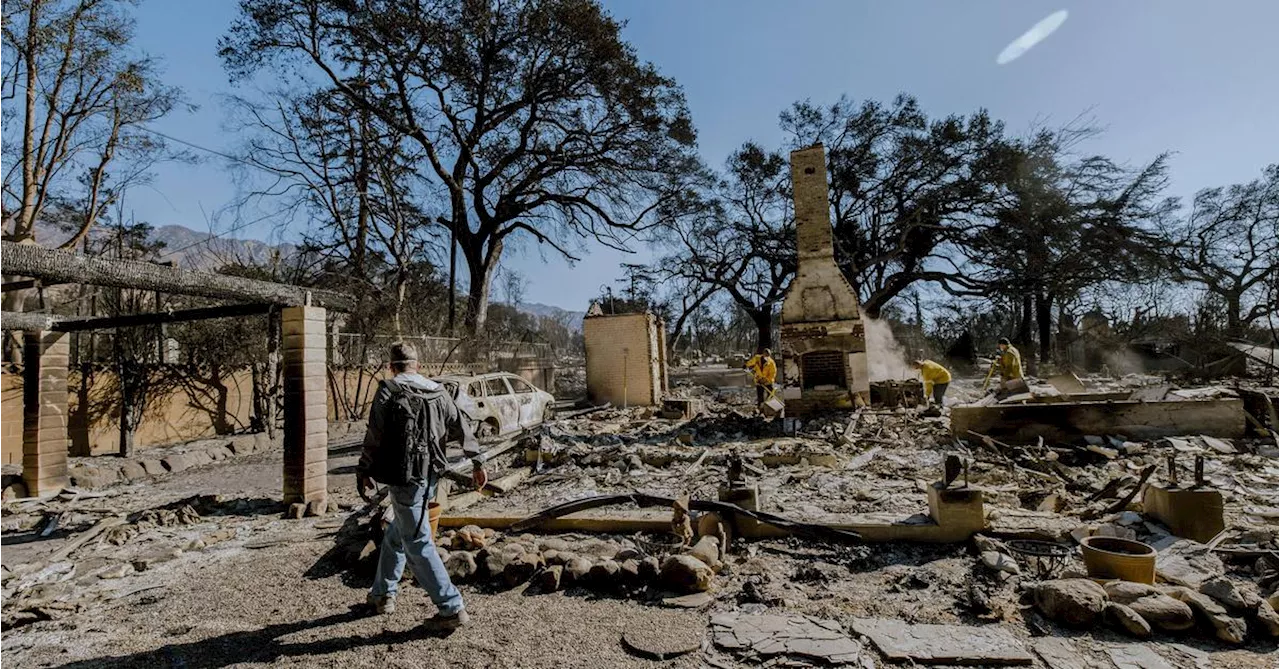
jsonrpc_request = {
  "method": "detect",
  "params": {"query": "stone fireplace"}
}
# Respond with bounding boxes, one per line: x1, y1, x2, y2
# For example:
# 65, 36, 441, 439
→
779, 145, 871, 414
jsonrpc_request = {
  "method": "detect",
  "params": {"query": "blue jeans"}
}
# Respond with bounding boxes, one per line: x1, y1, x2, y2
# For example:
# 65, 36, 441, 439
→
370, 479, 465, 616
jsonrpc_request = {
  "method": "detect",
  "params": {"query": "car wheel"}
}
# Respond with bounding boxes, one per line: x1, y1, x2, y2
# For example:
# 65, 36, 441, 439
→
477, 419, 499, 439
542, 405, 555, 422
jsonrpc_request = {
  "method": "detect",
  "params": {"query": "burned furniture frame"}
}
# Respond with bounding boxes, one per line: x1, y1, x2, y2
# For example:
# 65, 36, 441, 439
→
1, 241, 353, 505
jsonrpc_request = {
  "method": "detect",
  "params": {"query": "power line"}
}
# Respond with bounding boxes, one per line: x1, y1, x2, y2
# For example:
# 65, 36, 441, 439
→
135, 125, 242, 165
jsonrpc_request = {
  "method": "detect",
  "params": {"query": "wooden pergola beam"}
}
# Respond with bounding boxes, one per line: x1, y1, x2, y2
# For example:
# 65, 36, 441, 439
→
1, 241, 352, 311
0, 303, 275, 332
0, 311, 64, 331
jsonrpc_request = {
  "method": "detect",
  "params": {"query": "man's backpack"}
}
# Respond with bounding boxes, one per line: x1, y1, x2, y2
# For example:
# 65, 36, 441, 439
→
366, 379, 442, 486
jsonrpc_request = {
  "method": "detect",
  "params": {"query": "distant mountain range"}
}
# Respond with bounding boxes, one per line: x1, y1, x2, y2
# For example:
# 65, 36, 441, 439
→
511, 301, 586, 333
34, 221, 294, 270
148, 225, 297, 269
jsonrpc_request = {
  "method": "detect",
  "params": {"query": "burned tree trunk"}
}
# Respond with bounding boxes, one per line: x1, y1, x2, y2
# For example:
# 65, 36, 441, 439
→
751, 310, 774, 352
1035, 290, 1054, 364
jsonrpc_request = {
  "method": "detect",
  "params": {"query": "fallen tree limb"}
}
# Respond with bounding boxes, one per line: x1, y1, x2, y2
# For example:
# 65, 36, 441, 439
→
1103, 465, 1157, 515
508, 493, 862, 542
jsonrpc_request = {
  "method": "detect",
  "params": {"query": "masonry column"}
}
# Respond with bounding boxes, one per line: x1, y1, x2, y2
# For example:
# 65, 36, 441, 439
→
282, 306, 328, 506
23, 330, 70, 497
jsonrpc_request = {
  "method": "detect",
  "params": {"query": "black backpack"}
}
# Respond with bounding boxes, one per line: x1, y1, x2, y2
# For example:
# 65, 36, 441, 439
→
366, 379, 441, 486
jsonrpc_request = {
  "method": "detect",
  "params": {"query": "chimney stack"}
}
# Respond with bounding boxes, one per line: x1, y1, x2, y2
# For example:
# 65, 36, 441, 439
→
778, 144, 871, 413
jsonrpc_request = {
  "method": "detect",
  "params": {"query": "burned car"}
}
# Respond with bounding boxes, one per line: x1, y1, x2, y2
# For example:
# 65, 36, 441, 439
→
436, 372, 555, 438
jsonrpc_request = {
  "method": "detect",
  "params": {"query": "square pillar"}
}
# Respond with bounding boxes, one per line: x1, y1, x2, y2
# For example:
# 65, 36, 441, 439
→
23, 331, 70, 497
282, 306, 328, 504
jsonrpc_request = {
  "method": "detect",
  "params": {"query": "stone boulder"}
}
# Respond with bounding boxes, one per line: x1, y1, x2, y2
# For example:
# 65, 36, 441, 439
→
564, 557, 593, 585
502, 550, 543, 587
1253, 600, 1279, 638
69, 465, 121, 490
118, 461, 148, 481
1, 476, 29, 501
660, 555, 713, 593
1128, 594, 1195, 632
589, 559, 621, 588
980, 551, 1020, 576
537, 564, 564, 592
445, 551, 477, 582
1167, 586, 1247, 644
1199, 576, 1258, 613
452, 525, 488, 550
685, 536, 723, 573
1033, 579, 1107, 628
161, 454, 192, 474
1104, 602, 1152, 638
1103, 580, 1159, 604
638, 556, 661, 581
538, 537, 572, 553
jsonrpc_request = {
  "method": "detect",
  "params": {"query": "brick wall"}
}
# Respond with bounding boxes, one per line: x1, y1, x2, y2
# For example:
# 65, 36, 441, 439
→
2, 371, 22, 465
583, 313, 665, 407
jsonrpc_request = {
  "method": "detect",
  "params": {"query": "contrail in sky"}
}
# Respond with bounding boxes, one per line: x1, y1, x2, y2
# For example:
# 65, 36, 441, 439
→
997, 10, 1069, 65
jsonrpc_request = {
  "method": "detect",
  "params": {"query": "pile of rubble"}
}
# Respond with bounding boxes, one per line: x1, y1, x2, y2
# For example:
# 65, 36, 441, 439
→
2, 372, 1276, 667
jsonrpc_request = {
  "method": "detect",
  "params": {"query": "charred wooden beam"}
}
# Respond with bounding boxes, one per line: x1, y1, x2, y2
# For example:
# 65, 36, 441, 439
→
63, 303, 274, 331
1, 241, 352, 310
0, 311, 65, 331
1, 279, 71, 293
1, 303, 275, 332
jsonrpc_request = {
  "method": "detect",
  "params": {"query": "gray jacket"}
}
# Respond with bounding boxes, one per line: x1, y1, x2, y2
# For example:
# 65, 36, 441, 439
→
357, 373, 481, 477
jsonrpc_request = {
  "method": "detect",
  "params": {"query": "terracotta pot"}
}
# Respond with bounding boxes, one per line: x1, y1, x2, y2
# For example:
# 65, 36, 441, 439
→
428, 501, 443, 539
1080, 536, 1156, 584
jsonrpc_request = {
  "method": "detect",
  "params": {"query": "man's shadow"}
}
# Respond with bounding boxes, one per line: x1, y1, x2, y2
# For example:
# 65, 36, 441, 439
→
48, 607, 459, 669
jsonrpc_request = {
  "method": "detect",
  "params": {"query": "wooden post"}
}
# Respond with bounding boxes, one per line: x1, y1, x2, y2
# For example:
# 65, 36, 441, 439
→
282, 306, 328, 505
23, 330, 70, 497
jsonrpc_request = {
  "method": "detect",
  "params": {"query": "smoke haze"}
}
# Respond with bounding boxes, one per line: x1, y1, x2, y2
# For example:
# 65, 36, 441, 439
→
864, 318, 916, 381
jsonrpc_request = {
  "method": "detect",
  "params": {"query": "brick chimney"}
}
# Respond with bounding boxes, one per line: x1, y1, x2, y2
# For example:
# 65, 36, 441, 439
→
778, 144, 871, 413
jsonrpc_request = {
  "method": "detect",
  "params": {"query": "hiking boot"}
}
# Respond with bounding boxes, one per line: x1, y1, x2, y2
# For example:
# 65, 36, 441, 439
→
421, 608, 470, 632
366, 592, 396, 615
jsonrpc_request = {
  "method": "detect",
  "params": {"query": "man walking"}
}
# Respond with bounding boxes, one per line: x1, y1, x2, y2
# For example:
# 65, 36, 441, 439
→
745, 348, 777, 405
358, 342, 486, 631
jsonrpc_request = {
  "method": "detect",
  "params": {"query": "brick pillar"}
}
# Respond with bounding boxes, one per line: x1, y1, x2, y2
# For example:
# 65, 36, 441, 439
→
23, 331, 69, 496
282, 306, 327, 504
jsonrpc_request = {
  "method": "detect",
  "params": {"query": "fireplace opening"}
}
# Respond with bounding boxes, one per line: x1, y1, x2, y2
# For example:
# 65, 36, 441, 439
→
801, 351, 847, 390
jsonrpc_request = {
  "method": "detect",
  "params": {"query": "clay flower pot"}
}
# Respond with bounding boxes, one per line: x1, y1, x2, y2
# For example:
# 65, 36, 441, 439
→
1080, 536, 1156, 584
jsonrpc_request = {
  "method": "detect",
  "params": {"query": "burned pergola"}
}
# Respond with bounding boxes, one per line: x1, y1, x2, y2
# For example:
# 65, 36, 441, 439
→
1, 240, 353, 505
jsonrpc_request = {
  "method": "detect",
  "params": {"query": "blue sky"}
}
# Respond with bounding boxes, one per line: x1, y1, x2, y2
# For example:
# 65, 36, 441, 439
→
126, 0, 1278, 310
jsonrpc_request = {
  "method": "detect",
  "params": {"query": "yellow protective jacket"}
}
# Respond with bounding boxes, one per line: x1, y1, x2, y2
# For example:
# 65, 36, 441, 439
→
745, 354, 777, 386
999, 345, 1024, 381
919, 360, 951, 397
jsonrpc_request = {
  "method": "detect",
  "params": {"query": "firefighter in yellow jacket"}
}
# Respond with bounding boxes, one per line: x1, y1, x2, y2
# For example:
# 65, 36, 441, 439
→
745, 348, 777, 405
913, 359, 952, 407
997, 337, 1024, 382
